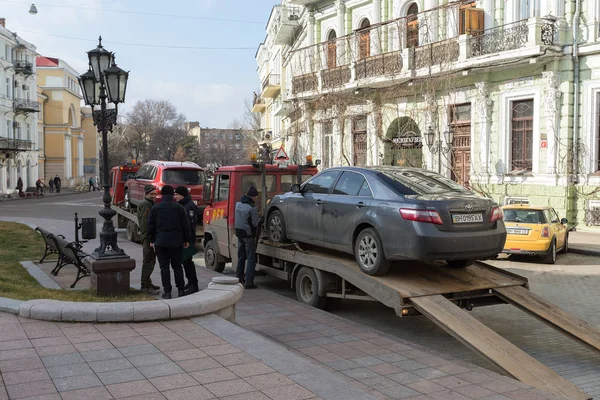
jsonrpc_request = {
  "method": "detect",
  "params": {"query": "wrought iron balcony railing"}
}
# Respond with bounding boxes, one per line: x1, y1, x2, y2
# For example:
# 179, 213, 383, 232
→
292, 73, 318, 94
14, 99, 40, 113
356, 51, 403, 80
414, 39, 460, 70
0, 138, 33, 152
13, 60, 33, 75
262, 74, 281, 91
468, 20, 529, 58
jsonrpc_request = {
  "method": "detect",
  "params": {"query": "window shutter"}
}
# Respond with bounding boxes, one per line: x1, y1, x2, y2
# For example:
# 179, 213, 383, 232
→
327, 41, 337, 69
359, 31, 370, 59
465, 8, 485, 35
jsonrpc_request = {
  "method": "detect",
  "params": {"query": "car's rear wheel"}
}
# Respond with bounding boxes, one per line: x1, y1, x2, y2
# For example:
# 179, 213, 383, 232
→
446, 259, 475, 268
124, 189, 131, 210
268, 210, 288, 243
560, 233, 568, 254
543, 240, 557, 264
204, 240, 226, 273
295, 267, 326, 309
354, 228, 390, 276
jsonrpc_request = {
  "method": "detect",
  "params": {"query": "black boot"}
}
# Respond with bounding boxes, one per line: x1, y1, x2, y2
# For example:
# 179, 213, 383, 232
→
184, 283, 199, 296
161, 292, 172, 299
178, 289, 186, 298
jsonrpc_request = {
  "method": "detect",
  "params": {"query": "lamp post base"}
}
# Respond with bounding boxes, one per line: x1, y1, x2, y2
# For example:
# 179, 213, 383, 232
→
84, 255, 136, 296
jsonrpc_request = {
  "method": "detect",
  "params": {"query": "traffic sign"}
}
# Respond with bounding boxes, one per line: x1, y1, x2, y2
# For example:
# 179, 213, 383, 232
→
274, 146, 289, 161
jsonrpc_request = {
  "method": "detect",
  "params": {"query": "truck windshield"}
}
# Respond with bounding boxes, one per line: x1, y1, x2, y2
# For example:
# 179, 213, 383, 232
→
162, 169, 205, 185
121, 172, 137, 182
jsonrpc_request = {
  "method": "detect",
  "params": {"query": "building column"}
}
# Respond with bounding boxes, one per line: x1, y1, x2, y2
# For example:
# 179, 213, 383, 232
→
543, 71, 561, 175
78, 136, 85, 180
424, 0, 439, 43
65, 133, 72, 182
0, 163, 5, 193
484, 0, 494, 29
336, 0, 346, 63
307, 10, 315, 46
475, 82, 492, 175
373, 0, 381, 24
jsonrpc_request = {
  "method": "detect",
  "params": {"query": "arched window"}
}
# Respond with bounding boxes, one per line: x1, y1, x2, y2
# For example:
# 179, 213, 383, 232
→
327, 30, 337, 69
407, 3, 419, 48
358, 19, 371, 59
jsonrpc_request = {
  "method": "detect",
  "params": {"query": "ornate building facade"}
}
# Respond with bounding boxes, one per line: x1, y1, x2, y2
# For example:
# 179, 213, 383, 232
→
255, 0, 600, 229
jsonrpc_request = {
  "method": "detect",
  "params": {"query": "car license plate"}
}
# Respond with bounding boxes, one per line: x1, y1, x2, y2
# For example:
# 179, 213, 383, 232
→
507, 228, 529, 235
451, 213, 483, 224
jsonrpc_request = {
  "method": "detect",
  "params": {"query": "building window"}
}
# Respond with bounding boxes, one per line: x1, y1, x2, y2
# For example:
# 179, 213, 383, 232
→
26, 123, 31, 141
510, 99, 534, 171
7, 120, 12, 138
327, 30, 337, 69
5, 78, 10, 99
357, 19, 371, 59
407, 3, 419, 48
322, 121, 333, 168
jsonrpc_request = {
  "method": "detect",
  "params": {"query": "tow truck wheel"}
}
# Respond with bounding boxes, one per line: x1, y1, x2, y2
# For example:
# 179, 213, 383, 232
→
295, 267, 326, 309
204, 240, 226, 273
268, 210, 288, 243
354, 228, 390, 276
124, 189, 131, 210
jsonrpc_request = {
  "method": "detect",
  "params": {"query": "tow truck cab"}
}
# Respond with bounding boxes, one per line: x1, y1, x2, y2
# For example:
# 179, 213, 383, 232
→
110, 163, 140, 206
202, 162, 318, 272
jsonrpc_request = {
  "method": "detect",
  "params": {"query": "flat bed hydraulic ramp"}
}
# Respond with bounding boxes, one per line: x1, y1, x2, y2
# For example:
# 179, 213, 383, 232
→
257, 243, 599, 400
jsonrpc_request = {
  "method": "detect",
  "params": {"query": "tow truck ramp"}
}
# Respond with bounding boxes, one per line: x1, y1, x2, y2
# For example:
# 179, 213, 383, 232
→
256, 243, 598, 399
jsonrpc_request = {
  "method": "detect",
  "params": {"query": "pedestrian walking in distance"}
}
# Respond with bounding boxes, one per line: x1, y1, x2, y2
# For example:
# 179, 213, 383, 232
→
235, 186, 261, 289
174, 186, 199, 295
147, 185, 191, 299
53, 175, 61, 193
16, 177, 24, 197
88, 177, 95, 192
138, 185, 160, 294
48, 178, 54, 193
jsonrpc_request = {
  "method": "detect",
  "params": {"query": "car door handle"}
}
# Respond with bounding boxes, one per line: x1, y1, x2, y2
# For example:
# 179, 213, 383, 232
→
356, 202, 366, 208
316, 199, 323, 205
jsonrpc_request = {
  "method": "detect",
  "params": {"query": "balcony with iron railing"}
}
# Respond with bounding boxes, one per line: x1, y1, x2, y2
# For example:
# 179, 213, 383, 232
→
261, 73, 281, 98
14, 98, 40, 113
0, 138, 33, 152
287, 6, 557, 97
13, 59, 33, 75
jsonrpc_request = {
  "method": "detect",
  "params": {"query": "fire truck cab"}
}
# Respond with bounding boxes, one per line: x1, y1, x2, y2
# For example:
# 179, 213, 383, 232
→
110, 162, 141, 206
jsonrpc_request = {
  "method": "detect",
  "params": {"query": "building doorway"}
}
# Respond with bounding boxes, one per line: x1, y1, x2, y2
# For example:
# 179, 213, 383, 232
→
385, 117, 423, 167
352, 117, 368, 166
450, 104, 471, 186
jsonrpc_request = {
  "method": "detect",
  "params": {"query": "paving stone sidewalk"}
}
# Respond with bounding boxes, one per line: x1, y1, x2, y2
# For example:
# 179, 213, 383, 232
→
569, 230, 600, 255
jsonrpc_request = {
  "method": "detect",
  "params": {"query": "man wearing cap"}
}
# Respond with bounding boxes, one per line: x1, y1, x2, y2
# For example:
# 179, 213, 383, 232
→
147, 185, 191, 299
174, 186, 199, 295
137, 185, 160, 294
234, 186, 261, 289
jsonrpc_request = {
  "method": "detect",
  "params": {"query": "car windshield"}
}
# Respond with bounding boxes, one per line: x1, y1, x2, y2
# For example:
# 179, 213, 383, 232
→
376, 169, 470, 195
503, 209, 546, 224
162, 169, 205, 185
121, 172, 137, 182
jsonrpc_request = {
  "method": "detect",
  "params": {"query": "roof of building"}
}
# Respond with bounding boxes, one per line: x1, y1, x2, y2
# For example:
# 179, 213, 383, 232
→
36, 56, 60, 67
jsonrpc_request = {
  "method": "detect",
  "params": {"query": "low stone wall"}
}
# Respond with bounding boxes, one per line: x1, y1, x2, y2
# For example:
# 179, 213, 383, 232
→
16, 277, 243, 323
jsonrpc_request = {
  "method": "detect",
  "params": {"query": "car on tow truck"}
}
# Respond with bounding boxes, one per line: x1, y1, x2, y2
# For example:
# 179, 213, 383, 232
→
266, 166, 507, 276
501, 205, 569, 264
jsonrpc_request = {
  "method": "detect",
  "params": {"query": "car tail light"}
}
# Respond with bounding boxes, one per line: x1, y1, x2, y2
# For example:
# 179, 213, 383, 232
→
400, 209, 443, 225
541, 226, 550, 238
490, 207, 504, 222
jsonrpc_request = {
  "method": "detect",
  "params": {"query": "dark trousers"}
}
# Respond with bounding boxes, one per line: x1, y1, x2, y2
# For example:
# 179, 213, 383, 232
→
182, 258, 198, 286
236, 236, 256, 285
155, 245, 184, 293
49, 186, 54, 193
141, 238, 156, 287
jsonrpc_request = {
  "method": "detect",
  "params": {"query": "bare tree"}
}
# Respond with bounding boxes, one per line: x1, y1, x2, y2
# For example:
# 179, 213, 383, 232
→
244, 96, 261, 132
148, 126, 188, 161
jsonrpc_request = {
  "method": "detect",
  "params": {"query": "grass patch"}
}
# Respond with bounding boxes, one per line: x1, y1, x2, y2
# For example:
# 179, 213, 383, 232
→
0, 221, 154, 302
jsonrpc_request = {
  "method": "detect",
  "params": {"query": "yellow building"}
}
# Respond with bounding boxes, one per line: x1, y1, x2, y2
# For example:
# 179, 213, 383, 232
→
37, 56, 98, 187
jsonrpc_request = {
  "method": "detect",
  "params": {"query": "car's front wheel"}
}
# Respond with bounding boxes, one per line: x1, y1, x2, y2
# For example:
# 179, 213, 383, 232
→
354, 228, 390, 276
268, 210, 288, 243
446, 259, 475, 268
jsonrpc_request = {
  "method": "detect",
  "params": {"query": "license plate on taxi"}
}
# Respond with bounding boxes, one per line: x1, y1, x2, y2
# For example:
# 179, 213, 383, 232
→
507, 228, 529, 235
451, 213, 483, 224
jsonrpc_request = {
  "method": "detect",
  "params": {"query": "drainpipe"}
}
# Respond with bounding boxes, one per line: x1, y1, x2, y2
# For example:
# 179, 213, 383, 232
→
572, 0, 581, 183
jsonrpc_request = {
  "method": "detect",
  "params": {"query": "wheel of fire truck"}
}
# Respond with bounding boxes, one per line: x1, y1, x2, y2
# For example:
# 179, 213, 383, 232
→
126, 220, 140, 243
295, 267, 327, 309
204, 240, 226, 273
123, 189, 131, 210
267, 210, 288, 243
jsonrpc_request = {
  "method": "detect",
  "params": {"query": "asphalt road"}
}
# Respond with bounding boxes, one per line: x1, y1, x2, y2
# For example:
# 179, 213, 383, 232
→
3, 191, 600, 398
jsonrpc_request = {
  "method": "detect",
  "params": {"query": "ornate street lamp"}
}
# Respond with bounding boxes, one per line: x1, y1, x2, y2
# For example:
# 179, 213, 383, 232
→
79, 36, 133, 295
425, 125, 453, 174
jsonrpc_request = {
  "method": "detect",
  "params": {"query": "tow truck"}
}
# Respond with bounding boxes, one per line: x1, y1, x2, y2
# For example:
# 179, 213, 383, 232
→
201, 150, 600, 400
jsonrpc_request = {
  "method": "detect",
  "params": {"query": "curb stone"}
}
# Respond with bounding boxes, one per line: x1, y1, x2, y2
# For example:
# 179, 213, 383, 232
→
0, 297, 23, 314
20, 261, 62, 290
569, 246, 600, 257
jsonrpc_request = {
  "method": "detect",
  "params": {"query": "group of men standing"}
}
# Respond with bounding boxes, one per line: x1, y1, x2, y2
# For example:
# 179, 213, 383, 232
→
137, 184, 199, 299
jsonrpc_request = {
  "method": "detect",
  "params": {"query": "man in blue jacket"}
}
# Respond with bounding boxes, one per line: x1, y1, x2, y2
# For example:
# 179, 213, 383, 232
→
147, 185, 191, 299
235, 186, 261, 289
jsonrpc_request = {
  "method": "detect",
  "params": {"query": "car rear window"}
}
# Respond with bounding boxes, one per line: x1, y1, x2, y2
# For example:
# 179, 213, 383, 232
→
162, 169, 205, 185
377, 169, 470, 195
503, 209, 547, 224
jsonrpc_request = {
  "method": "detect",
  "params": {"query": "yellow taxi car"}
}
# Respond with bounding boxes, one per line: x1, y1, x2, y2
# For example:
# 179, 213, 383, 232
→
501, 205, 569, 264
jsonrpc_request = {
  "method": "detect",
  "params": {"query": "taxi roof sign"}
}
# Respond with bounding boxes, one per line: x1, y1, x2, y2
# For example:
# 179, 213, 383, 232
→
274, 146, 289, 161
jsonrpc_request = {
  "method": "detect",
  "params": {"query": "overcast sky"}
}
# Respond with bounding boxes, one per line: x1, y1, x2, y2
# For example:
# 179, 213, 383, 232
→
0, 0, 276, 127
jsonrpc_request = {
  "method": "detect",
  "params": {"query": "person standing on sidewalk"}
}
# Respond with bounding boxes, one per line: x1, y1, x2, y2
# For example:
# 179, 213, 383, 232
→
137, 185, 160, 294
53, 175, 61, 193
88, 177, 95, 192
48, 178, 54, 193
234, 186, 261, 289
16, 177, 23, 195
174, 186, 199, 295
147, 185, 191, 299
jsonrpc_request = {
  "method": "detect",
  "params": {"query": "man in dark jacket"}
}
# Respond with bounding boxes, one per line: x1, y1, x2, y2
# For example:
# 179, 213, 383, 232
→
174, 186, 200, 295
53, 175, 61, 193
137, 185, 159, 294
235, 186, 261, 289
147, 185, 191, 299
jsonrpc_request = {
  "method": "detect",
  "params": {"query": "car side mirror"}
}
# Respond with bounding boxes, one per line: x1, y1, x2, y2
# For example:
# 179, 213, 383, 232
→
290, 184, 301, 193
202, 182, 212, 205
560, 218, 568, 225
